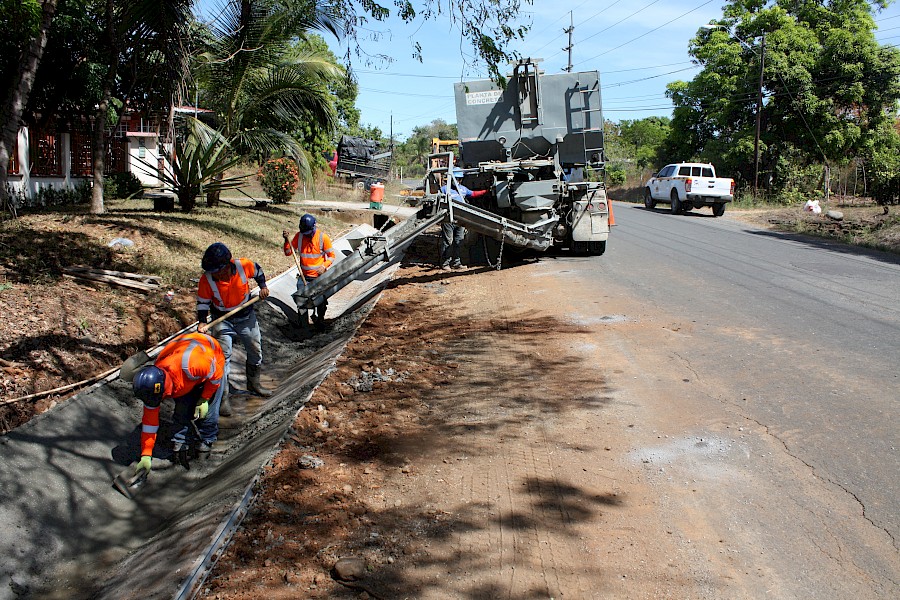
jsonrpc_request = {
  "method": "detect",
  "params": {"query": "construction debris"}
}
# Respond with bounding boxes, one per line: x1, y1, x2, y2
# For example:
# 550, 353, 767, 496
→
62, 266, 161, 293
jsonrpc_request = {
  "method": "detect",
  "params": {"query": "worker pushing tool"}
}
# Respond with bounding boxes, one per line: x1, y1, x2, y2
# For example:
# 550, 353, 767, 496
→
197, 242, 273, 412
283, 213, 335, 330
131, 332, 224, 473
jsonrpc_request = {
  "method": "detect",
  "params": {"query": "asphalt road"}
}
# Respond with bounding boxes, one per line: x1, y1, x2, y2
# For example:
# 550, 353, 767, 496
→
601, 203, 900, 552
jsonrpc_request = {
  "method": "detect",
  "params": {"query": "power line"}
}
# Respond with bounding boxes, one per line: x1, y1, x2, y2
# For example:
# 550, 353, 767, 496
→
574, 0, 718, 66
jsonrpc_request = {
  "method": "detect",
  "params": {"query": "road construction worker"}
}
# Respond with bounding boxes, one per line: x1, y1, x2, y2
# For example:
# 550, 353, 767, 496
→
439, 169, 487, 270
132, 332, 224, 472
283, 213, 335, 328
197, 242, 273, 410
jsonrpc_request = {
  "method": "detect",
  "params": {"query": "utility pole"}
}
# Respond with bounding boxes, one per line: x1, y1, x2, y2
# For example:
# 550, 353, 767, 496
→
753, 33, 765, 198
563, 12, 573, 72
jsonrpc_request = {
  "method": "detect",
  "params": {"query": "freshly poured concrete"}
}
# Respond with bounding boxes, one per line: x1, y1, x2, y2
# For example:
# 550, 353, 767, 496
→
0, 224, 398, 599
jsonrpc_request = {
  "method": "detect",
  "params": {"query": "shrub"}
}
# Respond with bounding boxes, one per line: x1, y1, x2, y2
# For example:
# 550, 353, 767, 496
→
105, 171, 144, 200
257, 158, 300, 204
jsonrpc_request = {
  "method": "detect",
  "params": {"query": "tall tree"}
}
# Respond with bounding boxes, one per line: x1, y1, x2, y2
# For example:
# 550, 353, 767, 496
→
196, 0, 344, 204
664, 0, 900, 194
89, 0, 193, 214
0, 0, 59, 214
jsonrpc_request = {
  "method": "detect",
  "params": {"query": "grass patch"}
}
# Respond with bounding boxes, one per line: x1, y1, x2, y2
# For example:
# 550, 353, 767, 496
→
0, 197, 349, 292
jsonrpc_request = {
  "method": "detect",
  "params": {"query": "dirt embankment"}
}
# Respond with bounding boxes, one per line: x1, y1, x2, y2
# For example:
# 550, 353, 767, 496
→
0, 200, 374, 431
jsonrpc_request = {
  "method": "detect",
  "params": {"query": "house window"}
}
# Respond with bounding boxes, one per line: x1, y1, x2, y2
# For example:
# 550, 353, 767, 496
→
71, 129, 93, 176
8, 137, 18, 174
30, 128, 62, 176
106, 133, 127, 174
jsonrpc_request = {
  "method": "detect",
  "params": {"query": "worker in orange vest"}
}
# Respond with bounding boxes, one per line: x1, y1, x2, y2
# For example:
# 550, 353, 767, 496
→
131, 332, 224, 472
197, 243, 273, 410
283, 213, 335, 329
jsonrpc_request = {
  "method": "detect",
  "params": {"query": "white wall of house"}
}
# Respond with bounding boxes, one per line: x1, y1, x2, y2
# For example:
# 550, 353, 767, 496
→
126, 132, 162, 186
7, 123, 169, 199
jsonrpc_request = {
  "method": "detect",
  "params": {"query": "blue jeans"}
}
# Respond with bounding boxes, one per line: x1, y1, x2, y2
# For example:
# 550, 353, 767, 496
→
441, 221, 465, 267
169, 384, 224, 447
213, 309, 263, 368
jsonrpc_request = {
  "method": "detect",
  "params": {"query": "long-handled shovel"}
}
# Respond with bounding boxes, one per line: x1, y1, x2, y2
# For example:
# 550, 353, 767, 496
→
286, 234, 308, 286
118, 296, 262, 382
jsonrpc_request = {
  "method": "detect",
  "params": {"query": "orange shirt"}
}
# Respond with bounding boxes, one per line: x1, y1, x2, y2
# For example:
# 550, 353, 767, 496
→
139, 332, 223, 457
196, 258, 258, 314
283, 230, 335, 279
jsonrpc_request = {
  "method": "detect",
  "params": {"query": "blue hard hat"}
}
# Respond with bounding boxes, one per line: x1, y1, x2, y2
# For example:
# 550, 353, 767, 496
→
299, 214, 316, 235
201, 242, 232, 272
133, 366, 166, 407
452, 167, 464, 179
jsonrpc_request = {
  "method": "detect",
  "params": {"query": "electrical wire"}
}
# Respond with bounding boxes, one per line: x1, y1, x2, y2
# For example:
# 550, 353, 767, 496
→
574, 0, 718, 66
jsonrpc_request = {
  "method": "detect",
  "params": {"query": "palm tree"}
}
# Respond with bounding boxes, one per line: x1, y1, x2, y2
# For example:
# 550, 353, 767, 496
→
196, 0, 344, 205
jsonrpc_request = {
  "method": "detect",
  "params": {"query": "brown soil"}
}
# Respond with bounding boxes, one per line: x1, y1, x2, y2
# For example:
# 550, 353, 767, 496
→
726, 201, 900, 254
0, 200, 369, 432
0, 216, 196, 431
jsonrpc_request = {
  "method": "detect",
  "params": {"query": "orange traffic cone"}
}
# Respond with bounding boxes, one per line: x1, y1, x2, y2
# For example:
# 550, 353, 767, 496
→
608, 200, 616, 226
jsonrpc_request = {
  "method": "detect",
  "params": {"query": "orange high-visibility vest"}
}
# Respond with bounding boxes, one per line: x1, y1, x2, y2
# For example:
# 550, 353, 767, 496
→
284, 230, 335, 279
139, 332, 223, 457
196, 258, 258, 314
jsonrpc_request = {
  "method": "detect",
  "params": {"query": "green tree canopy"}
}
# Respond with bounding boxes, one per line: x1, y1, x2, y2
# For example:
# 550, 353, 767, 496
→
664, 0, 900, 194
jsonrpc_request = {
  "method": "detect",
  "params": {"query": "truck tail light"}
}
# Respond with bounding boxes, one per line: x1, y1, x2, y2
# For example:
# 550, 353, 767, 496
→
730, 180, 735, 195
685, 178, 692, 193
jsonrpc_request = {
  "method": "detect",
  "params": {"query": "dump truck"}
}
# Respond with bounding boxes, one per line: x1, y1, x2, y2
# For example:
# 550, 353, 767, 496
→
334, 135, 392, 189
292, 59, 610, 325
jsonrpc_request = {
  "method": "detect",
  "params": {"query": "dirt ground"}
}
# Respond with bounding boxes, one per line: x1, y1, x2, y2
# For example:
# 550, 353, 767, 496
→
192, 222, 710, 600
2, 201, 897, 597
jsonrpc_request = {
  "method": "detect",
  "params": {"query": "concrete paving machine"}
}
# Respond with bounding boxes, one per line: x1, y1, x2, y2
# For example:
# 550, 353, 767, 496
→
451, 58, 610, 256
292, 59, 610, 324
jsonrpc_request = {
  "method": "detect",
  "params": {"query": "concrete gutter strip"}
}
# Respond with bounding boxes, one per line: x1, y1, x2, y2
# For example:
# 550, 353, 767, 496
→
0, 223, 399, 600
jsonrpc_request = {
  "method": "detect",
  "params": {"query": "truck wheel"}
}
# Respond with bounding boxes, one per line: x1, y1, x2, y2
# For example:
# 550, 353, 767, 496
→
643, 188, 656, 210
670, 190, 681, 215
712, 203, 726, 217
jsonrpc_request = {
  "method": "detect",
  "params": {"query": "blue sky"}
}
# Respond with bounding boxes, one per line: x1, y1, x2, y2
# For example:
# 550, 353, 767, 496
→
196, 1, 900, 141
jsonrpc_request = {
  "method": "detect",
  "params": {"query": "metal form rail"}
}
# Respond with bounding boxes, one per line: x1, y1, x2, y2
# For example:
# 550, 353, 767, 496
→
293, 196, 555, 314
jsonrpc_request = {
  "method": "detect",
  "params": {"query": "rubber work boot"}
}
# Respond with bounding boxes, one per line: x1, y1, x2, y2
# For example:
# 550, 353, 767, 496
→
246, 364, 273, 397
198, 442, 212, 459
219, 387, 233, 417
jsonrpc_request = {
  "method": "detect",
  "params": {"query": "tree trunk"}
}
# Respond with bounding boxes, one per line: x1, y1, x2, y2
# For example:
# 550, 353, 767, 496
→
90, 0, 118, 215
206, 178, 221, 207
0, 0, 60, 214
91, 103, 109, 215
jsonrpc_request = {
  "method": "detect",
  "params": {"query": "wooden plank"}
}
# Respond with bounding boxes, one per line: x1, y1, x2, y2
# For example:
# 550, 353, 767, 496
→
62, 271, 159, 293
66, 266, 161, 285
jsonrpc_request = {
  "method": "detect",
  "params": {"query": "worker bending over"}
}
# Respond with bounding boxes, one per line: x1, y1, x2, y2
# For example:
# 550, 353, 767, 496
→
197, 243, 273, 411
132, 332, 224, 472
283, 213, 335, 328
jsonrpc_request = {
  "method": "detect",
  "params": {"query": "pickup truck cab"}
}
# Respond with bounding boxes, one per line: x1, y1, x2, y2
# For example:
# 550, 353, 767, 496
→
644, 163, 735, 216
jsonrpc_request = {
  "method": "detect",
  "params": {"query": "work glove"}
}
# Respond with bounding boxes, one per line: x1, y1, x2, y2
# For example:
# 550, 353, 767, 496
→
282, 230, 291, 243
194, 400, 209, 420
134, 455, 152, 475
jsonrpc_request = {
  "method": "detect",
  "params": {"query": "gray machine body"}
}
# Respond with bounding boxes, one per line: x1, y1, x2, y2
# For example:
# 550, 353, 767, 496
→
453, 63, 604, 168
450, 60, 610, 253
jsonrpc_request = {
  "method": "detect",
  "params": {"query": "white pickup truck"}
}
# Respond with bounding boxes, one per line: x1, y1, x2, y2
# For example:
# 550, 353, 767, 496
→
644, 162, 735, 216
